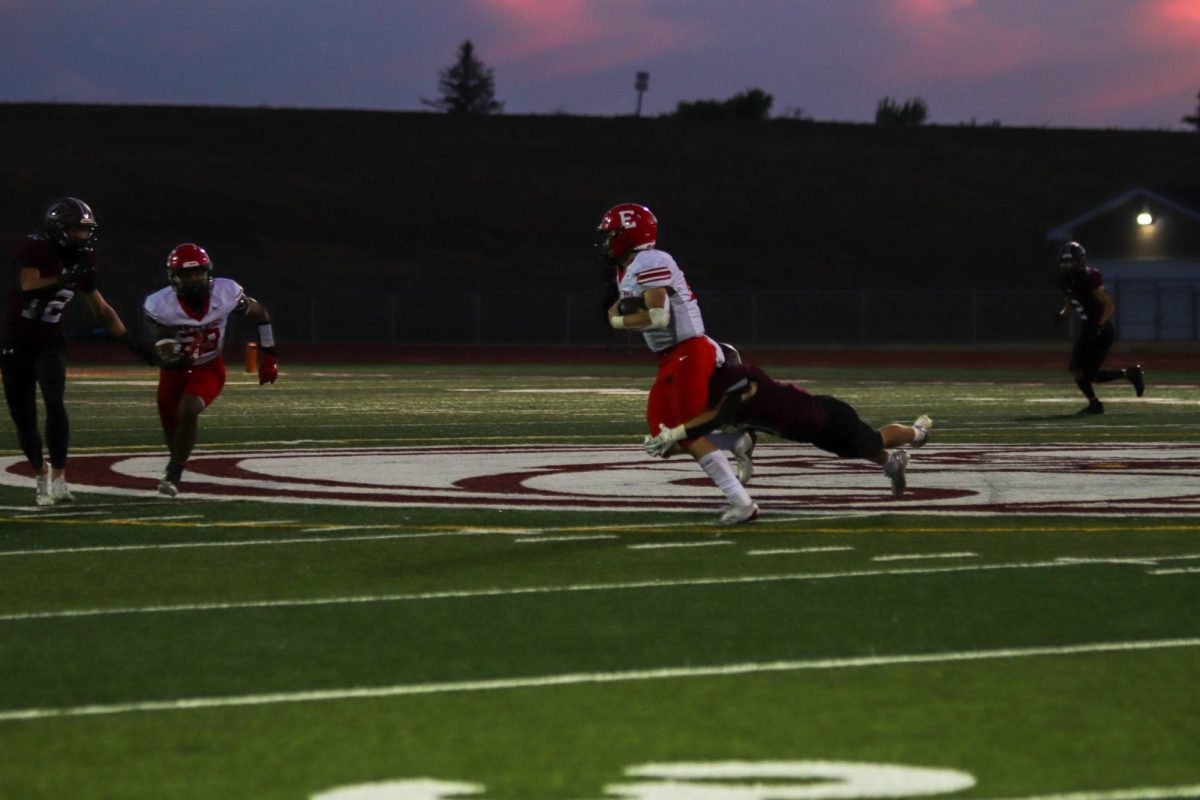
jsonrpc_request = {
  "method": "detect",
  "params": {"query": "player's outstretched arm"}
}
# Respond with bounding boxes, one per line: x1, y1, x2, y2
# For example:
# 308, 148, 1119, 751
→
243, 297, 278, 384
643, 380, 756, 457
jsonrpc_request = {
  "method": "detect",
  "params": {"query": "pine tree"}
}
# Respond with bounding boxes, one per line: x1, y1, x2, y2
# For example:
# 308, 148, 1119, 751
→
422, 40, 503, 115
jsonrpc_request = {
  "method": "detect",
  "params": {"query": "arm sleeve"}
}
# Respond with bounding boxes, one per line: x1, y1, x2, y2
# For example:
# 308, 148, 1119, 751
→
684, 378, 751, 439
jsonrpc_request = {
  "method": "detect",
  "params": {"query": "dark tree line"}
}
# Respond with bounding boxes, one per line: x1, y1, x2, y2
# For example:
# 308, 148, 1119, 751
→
423, 40, 935, 126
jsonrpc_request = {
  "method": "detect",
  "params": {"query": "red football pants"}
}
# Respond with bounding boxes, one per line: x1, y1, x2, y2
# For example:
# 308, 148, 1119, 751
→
645, 336, 719, 440
157, 358, 227, 436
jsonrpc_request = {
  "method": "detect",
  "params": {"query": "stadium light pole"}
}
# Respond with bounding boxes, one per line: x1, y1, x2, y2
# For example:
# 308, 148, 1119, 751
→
635, 72, 649, 117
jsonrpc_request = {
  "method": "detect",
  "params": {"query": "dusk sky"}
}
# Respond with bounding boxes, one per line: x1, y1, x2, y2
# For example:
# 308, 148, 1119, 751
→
2, 0, 1199, 129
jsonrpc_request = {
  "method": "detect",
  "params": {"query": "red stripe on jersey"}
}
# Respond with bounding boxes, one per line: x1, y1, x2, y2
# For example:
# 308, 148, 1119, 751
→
637, 269, 672, 284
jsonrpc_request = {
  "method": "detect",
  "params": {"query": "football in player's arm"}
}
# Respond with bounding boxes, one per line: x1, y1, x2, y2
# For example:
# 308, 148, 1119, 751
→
144, 243, 278, 498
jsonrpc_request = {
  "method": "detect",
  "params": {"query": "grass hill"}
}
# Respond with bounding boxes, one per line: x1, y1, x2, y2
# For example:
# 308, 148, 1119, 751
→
2, 103, 1198, 343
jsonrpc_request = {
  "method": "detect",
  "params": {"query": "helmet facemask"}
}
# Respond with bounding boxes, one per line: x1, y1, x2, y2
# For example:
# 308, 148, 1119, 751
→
1057, 241, 1086, 272
170, 266, 213, 302
595, 229, 620, 266
44, 198, 99, 251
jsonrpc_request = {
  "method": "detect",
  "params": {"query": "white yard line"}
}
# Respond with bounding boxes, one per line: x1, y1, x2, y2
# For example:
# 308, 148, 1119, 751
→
627, 541, 734, 550
13, 510, 110, 519
873, 552, 978, 562
0, 528, 537, 558
122, 515, 206, 522
516, 535, 619, 544
747, 546, 855, 556
0, 558, 1146, 623
2, 636, 1197, 723
979, 785, 1200, 800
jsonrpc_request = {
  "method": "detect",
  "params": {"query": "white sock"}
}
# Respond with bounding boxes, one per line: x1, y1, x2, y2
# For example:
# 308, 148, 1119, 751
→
705, 430, 742, 451
697, 450, 752, 507
911, 426, 927, 447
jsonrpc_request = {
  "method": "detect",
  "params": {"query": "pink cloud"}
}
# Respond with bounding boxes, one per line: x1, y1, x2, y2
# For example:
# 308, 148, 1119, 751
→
1071, 0, 1200, 119
873, 0, 1200, 125
475, 0, 716, 81
880, 0, 1054, 81
1135, 0, 1200, 41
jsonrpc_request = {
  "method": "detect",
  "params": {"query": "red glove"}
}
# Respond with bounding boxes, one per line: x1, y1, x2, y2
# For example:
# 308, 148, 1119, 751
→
258, 353, 278, 384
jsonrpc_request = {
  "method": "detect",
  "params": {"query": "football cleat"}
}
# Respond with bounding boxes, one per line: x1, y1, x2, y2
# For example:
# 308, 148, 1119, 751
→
733, 430, 756, 486
1127, 365, 1145, 397
49, 477, 74, 504
35, 473, 53, 506
717, 501, 760, 525
1077, 400, 1104, 415
911, 414, 933, 448
883, 449, 910, 497
157, 479, 180, 498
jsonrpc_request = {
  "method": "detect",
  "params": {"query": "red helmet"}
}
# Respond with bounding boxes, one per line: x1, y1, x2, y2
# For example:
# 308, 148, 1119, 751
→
596, 203, 658, 265
166, 242, 214, 300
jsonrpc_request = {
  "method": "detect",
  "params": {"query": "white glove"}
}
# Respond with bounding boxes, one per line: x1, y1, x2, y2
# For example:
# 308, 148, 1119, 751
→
642, 423, 686, 458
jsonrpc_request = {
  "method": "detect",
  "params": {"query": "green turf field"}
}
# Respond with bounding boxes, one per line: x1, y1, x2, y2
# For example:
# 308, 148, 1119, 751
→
1, 361, 1198, 800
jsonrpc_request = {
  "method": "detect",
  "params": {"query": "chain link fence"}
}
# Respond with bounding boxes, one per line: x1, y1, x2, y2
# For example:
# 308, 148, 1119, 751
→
245, 288, 1070, 346
103, 286, 1195, 348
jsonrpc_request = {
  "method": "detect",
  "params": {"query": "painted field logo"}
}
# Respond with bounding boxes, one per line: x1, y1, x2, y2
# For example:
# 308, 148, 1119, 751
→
2, 443, 1198, 515
312, 760, 977, 799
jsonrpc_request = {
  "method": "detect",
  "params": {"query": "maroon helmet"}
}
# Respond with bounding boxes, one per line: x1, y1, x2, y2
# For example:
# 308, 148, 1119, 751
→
44, 197, 98, 250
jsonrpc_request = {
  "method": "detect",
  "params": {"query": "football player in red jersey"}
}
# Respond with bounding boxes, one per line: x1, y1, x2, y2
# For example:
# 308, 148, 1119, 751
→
643, 361, 933, 498
1054, 241, 1144, 414
143, 243, 278, 497
599, 203, 758, 524
0, 198, 153, 506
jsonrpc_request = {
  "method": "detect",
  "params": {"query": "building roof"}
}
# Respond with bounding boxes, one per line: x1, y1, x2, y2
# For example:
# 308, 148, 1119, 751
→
1046, 185, 1200, 241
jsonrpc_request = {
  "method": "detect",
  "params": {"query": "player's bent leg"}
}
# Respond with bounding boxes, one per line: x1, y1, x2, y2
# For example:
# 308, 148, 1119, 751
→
910, 415, 933, 447
732, 430, 756, 487
48, 470, 74, 504
691, 442, 758, 524
701, 429, 755, 486
161, 395, 207, 497
35, 469, 52, 507
883, 449, 910, 497
878, 419, 931, 450
1127, 364, 1145, 397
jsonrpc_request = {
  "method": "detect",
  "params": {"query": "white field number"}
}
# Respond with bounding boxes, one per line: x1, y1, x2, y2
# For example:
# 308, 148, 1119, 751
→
311, 760, 976, 799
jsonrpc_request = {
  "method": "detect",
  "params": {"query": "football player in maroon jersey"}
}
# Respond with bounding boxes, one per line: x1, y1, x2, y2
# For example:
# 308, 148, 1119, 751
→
643, 361, 932, 498
1, 198, 152, 506
1054, 241, 1144, 414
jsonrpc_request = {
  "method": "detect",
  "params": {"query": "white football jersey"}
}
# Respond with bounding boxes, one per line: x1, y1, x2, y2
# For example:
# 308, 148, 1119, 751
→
617, 249, 707, 353
143, 277, 246, 366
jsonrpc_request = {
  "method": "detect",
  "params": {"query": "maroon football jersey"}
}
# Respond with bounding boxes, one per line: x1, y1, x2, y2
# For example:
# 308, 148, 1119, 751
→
1057, 266, 1104, 323
707, 363, 828, 442
2, 235, 97, 343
